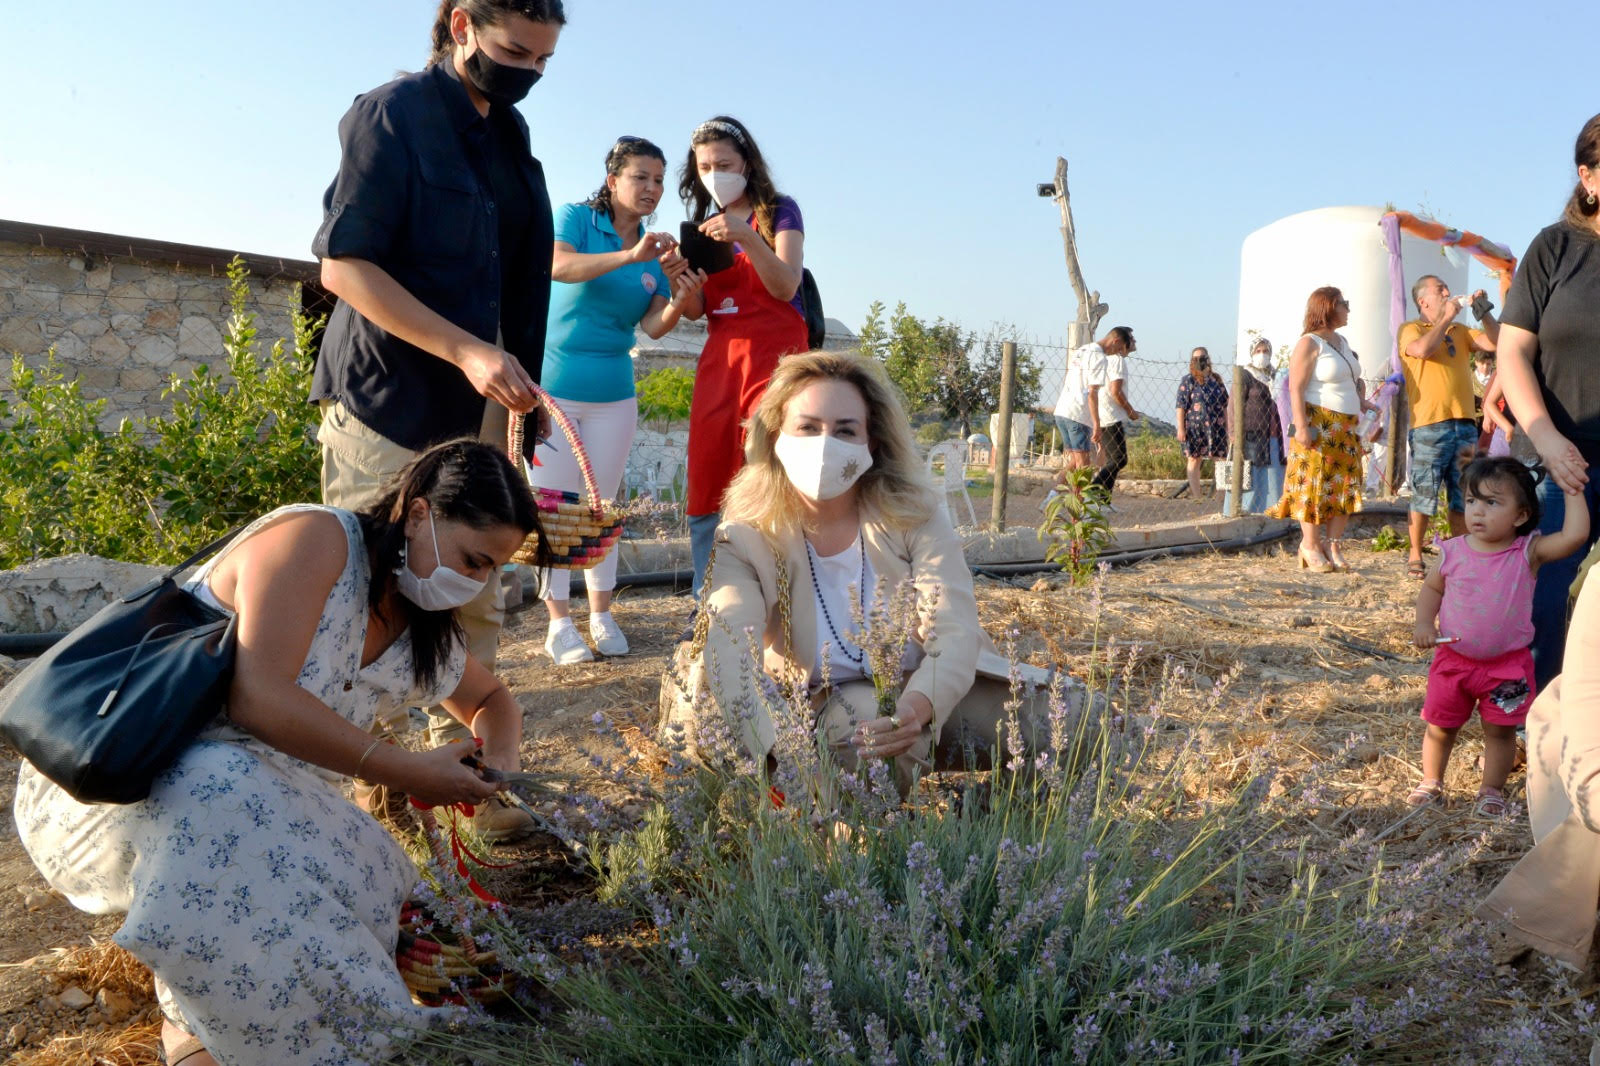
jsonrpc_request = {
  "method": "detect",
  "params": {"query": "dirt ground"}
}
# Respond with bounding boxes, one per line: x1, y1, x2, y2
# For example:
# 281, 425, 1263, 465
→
0, 531, 1580, 1062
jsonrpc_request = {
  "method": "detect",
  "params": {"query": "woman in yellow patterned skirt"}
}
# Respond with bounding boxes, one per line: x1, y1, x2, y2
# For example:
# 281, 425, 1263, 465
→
1268, 287, 1380, 572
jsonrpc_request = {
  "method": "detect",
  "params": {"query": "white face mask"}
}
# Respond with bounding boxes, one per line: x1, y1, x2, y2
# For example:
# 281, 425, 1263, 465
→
394, 510, 487, 612
1250, 350, 1271, 370
773, 433, 873, 501
701, 169, 747, 209
1475, 369, 1492, 386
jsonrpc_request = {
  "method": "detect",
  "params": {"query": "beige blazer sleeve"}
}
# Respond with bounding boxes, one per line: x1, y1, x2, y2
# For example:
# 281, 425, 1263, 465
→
695, 524, 784, 758
1551, 571, 1600, 833
1478, 575, 1600, 965
897, 504, 981, 733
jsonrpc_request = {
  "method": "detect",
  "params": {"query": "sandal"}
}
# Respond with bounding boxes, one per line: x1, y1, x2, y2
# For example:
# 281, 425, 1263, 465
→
1474, 787, 1507, 819
162, 1035, 210, 1065
1407, 558, 1426, 580
1405, 779, 1444, 807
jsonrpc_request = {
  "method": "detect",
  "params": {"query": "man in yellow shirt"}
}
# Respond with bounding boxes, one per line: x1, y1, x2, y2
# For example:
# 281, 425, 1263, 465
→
1398, 274, 1499, 578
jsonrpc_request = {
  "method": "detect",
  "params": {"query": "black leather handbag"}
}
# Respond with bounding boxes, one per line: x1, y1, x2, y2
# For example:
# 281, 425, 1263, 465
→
0, 530, 241, 804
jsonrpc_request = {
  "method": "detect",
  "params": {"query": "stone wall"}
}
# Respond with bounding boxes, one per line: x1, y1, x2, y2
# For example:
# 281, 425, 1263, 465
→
0, 240, 302, 428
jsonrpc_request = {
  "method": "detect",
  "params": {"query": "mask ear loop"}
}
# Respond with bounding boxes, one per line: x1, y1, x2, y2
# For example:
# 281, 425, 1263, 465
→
426, 508, 445, 575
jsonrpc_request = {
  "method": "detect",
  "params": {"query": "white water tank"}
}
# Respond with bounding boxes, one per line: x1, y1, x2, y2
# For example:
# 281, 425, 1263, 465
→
1235, 206, 1468, 385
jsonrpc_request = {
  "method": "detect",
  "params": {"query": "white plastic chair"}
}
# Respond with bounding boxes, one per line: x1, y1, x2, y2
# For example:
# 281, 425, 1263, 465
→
655, 445, 686, 504
926, 440, 978, 527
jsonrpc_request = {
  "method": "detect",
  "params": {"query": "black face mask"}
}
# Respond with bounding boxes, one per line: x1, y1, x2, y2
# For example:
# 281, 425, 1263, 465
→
463, 47, 542, 109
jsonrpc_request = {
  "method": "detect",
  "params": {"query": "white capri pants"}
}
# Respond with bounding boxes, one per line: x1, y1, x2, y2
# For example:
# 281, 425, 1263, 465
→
529, 395, 637, 601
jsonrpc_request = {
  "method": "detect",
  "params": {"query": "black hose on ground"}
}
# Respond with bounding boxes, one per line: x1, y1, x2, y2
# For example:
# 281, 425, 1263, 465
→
528, 523, 1301, 599
0, 633, 64, 657
0, 518, 1350, 645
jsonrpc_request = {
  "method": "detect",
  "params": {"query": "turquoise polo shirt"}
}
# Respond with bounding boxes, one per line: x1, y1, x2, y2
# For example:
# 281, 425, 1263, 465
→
540, 202, 670, 403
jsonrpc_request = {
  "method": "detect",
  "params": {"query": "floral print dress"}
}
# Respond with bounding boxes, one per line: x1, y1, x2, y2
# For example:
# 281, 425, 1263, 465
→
13, 504, 466, 1066
1175, 373, 1229, 459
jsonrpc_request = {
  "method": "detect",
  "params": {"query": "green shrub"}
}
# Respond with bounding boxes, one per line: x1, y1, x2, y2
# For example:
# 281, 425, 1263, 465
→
1370, 526, 1406, 553
0, 257, 324, 567
1032, 416, 1058, 454
637, 366, 695, 424
0, 356, 161, 565
1122, 424, 1187, 480
915, 420, 948, 447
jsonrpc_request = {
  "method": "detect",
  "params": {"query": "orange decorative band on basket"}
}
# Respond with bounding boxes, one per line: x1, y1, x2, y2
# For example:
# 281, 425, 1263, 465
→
506, 385, 626, 571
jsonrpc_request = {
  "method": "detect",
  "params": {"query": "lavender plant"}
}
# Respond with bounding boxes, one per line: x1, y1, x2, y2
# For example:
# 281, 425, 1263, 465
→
405, 577, 1528, 1065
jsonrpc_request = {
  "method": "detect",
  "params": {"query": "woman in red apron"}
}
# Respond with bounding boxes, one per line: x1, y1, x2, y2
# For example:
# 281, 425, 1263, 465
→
674, 116, 810, 594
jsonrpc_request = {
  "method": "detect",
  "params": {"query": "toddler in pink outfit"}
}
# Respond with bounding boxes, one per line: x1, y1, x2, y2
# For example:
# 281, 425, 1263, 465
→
1410, 457, 1590, 816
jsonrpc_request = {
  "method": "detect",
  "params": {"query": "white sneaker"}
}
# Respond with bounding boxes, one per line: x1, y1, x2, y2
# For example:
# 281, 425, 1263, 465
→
544, 622, 594, 665
589, 613, 630, 657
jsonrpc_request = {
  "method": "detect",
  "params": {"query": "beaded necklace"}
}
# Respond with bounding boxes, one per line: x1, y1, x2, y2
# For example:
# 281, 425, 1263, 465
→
805, 537, 866, 667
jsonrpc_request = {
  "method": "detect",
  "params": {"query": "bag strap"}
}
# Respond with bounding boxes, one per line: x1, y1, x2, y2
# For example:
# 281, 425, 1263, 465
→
163, 526, 248, 582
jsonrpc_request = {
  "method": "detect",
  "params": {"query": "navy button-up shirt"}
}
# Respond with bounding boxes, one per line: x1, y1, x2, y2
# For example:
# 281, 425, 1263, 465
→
311, 61, 552, 452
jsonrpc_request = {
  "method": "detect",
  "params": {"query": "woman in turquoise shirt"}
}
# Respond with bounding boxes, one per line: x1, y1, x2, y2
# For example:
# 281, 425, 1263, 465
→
537, 136, 701, 663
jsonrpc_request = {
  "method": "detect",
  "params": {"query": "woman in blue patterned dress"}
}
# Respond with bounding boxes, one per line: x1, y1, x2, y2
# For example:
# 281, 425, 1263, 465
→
1175, 346, 1229, 499
14, 440, 544, 1066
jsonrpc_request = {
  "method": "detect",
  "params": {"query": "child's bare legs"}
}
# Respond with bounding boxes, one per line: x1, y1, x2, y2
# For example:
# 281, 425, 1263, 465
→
1481, 722, 1519, 793
1408, 722, 1460, 804
1421, 722, 1459, 780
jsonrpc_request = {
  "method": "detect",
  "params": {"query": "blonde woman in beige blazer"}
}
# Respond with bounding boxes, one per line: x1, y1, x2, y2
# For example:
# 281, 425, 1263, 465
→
1480, 561, 1600, 975
661, 351, 1066, 798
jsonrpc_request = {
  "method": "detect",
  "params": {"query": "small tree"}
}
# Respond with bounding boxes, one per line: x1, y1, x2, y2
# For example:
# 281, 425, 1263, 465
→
636, 366, 695, 428
859, 304, 1043, 438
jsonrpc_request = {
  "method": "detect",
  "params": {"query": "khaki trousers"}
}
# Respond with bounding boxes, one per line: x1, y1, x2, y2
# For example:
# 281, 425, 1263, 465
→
318, 399, 510, 743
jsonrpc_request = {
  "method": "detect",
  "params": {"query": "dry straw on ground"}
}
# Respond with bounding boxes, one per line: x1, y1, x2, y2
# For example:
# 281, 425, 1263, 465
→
2, 536, 1593, 1059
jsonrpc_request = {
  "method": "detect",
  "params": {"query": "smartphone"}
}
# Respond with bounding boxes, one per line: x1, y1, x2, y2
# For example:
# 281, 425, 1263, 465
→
1470, 294, 1493, 321
679, 221, 735, 276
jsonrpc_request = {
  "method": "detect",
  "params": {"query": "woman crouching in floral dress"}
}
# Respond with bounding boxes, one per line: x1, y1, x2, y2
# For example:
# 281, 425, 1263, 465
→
14, 439, 544, 1066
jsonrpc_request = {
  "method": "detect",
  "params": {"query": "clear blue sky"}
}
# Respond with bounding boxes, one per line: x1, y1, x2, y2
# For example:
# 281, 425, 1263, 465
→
0, 0, 1589, 368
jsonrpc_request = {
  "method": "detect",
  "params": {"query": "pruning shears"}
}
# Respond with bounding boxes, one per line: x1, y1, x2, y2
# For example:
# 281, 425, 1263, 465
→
460, 752, 589, 863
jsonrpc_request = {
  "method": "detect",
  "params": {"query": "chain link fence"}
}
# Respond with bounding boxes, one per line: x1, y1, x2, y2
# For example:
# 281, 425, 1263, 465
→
615, 336, 1263, 544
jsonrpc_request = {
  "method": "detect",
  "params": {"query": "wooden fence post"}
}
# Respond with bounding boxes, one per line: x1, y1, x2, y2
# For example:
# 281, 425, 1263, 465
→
1384, 391, 1403, 495
1227, 364, 1246, 515
992, 341, 1017, 532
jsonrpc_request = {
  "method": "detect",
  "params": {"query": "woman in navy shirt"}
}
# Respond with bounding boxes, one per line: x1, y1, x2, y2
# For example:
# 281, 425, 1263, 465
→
536, 137, 702, 663
310, 0, 565, 844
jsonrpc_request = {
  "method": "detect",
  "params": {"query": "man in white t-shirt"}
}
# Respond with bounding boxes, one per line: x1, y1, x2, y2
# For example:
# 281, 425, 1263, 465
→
1050, 340, 1106, 487
1089, 326, 1141, 500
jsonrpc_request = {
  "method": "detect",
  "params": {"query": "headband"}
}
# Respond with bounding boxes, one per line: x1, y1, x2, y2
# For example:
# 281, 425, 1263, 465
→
694, 120, 748, 149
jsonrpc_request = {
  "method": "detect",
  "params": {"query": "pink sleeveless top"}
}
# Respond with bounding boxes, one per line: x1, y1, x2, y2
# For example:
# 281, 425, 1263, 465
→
1437, 533, 1539, 659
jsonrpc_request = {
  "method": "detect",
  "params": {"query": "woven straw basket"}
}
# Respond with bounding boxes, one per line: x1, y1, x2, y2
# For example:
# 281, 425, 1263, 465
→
508, 384, 625, 570
396, 899, 507, 1007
